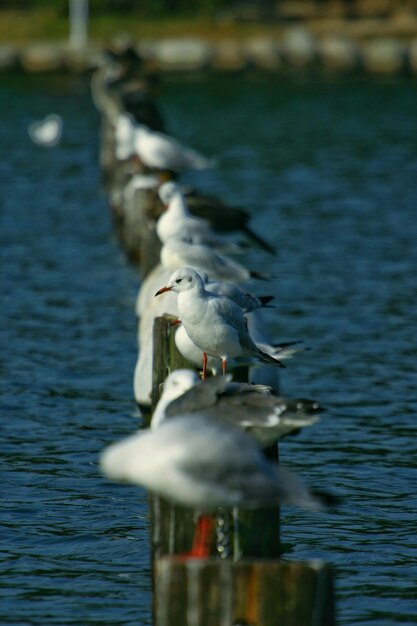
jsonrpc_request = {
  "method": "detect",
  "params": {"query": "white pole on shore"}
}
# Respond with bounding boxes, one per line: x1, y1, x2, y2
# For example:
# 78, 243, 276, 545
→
69, 0, 89, 49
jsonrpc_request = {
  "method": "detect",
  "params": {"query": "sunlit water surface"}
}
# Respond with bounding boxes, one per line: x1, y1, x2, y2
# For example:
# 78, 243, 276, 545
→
1, 73, 416, 625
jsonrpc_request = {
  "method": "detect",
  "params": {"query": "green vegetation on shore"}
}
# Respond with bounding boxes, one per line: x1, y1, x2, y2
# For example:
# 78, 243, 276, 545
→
0, 7, 286, 45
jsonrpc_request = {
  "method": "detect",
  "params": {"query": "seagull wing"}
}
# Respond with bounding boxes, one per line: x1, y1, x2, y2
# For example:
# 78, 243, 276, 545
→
165, 374, 232, 417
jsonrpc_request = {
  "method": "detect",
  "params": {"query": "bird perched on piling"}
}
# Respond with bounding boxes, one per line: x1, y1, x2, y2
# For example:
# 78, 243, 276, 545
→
100, 371, 335, 557
100, 392, 331, 520
151, 369, 323, 447
157, 181, 241, 252
158, 181, 275, 254
155, 267, 284, 378
160, 236, 269, 282
133, 124, 215, 175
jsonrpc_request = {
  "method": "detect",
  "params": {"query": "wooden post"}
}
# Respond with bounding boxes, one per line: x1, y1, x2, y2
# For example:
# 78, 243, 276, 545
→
121, 183, 161, 273
148, 316, 335, 624
150, 315, 280, 560
155, 558, 335, 626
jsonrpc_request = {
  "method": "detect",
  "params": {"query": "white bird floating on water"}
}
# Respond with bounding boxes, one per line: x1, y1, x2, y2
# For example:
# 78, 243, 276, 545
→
28, 114, 63, 147
155, 267, 284, 379
151, 369, 323, 447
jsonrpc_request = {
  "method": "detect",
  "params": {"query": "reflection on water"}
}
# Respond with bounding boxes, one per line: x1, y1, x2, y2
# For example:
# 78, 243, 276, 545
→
1, 74, 416, 625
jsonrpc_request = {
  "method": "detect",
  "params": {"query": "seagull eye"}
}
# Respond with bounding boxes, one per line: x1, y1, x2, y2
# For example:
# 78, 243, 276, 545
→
175, 278, 182, 284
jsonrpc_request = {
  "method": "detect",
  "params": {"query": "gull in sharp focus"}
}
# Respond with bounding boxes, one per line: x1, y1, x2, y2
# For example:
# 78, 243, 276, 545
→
155, 267, 284, 378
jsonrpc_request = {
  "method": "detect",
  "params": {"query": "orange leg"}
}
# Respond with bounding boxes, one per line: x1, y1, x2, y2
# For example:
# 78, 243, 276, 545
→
221, 357, 227, 375
202, 352, 207, 381
189, 515, 214, 558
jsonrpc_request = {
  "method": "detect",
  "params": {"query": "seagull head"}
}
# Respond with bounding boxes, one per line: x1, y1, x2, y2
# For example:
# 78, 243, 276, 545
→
158, 181, 180, 207
155, 267, 204, 296
151, 368, 200, 429
161, 369, 200, 401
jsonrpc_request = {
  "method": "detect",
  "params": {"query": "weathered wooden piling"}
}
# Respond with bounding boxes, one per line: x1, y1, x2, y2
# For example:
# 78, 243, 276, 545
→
92, 56, 335, 625
155, 558, 335, 626
151, 314, 280, 556
149, 314, 334, 625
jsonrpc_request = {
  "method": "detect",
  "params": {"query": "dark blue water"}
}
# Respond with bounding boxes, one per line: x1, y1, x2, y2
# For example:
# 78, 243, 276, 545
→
1, 73, 417, 625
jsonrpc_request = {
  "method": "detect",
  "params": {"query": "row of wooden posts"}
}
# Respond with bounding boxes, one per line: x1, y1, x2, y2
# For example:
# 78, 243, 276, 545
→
91, 51, 335, 626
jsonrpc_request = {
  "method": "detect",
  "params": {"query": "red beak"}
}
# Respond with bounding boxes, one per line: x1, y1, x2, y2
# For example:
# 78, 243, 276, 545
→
155, 286, 173, 297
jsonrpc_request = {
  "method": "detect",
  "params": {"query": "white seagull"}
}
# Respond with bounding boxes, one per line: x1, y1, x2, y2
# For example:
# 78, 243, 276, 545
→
28, 114, 63, 147
160, 236, 267, 282
157, 182, 241, 253
100, 416, 330, 557
133, 124, 215, 173
151, 369, 322, 447
155, 267, 283, 378
157, 181, 213, 243
100, 411, 329, 513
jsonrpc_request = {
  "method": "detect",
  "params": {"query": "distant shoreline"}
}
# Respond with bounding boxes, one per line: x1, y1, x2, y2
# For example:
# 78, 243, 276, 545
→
1, 7, 417, 76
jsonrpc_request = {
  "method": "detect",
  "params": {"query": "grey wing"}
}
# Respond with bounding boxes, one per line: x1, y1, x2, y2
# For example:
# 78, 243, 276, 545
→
211, 296, 249, 334
165, 374, 232, 418
214, 391, 322, 447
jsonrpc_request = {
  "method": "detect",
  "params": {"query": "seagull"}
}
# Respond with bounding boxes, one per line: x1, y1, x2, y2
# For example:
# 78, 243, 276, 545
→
151, 369, 322, 447
160, 236, 268, 282
28, 114, 63, 147
157, 181, 213, 243
100, 406, 332, 556
133, 124, 215, 174
157, 182, 242, 253
155, 267, 284, 379
159, 181, 275, 254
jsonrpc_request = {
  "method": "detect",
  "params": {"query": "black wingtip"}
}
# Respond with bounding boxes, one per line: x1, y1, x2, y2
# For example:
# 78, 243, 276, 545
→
258, 295, 275, 306
249, 271, 272, 282
243, 224, 276, 255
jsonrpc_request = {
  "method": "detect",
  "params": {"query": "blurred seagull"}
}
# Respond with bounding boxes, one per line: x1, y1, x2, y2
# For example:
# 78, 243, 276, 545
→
160, 236, 269, 282
157, 181, 240, 252
100, 400, 333, 556
151, 369, 323, 447
158, 181, 275, 255
28, 114, 63, 147
133, 124, 215, 174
